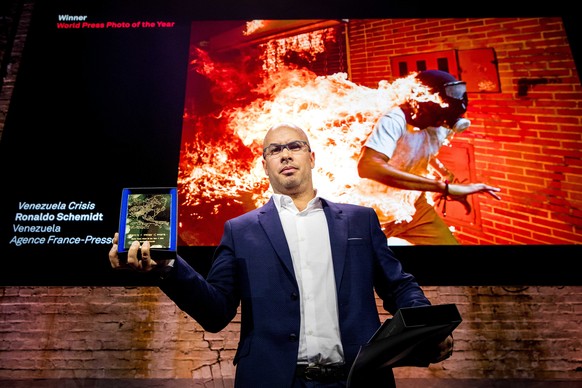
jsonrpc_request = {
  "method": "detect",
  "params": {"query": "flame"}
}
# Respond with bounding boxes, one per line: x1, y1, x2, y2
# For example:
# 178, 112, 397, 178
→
179, 22, 455, 245
244, 20, 265, 35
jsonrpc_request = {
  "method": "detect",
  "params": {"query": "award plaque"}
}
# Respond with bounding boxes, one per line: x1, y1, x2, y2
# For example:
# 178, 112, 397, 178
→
117, 187, 178, 261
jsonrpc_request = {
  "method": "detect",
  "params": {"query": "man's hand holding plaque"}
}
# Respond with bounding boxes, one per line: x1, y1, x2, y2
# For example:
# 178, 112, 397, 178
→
109, 187, 178, 279
109, 232, 174, 273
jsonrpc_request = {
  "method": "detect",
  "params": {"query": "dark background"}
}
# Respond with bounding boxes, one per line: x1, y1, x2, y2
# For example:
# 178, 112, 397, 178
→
0, 0, 580, 286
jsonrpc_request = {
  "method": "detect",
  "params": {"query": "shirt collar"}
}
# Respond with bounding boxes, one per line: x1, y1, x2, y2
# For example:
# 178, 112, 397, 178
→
273, 191, 322, 212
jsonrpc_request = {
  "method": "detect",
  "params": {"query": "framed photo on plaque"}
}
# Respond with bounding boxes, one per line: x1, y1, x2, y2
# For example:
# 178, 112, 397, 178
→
117, 187, 178, 261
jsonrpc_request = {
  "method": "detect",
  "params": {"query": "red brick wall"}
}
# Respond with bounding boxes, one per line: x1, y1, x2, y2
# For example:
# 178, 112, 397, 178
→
1, 286, 581, 386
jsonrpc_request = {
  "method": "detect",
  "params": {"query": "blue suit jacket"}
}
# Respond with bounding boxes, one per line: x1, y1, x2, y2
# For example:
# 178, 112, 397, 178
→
161, 197, 430, 387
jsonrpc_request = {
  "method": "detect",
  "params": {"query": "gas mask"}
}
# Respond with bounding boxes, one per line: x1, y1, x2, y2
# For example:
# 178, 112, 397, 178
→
450, 117, 471, 133
415, 70, 470, 132
442, 81, 469, 131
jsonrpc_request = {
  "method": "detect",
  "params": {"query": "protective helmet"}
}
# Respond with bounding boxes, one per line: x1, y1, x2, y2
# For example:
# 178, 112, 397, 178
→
415, 70, 468, 130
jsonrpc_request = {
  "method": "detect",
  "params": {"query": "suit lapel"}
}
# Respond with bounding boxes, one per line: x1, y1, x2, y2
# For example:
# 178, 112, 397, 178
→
322, 199, 347, 291
258, 199, 297, 282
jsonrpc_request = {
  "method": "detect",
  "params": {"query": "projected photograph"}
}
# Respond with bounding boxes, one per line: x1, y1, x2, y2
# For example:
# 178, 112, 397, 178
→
176, 18, 582, 246
1, 6, 581, 284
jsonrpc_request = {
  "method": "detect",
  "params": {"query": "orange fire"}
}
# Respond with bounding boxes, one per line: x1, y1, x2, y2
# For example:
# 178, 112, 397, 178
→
179, 23, 453, 246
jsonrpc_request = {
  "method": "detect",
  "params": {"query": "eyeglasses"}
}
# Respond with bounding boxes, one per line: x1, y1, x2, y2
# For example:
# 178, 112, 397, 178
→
263, 140, 311, 158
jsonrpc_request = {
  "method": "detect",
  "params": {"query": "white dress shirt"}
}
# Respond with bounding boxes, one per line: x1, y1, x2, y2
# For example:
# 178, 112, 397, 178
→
273, 193, 344, 365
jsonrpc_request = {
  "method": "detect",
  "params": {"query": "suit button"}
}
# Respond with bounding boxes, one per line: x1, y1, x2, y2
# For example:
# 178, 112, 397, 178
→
289, 333, 298, 342
291, 292, 298, 300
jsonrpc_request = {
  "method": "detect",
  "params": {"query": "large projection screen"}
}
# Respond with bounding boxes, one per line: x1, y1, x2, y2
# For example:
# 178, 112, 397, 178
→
0, 1, 581, 285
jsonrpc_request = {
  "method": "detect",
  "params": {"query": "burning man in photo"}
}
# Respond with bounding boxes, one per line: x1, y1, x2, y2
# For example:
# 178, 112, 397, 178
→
357, 70, 501, 245
179, 23, 502, 246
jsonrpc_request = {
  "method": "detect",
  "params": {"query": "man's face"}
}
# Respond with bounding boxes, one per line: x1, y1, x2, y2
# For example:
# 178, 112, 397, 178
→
442, 81, 468, 128
262, 125, 315, 196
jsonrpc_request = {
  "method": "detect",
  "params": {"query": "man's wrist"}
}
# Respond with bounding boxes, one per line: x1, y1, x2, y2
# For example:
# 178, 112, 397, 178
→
437, 179, 448, 194
156, 258, 175, 280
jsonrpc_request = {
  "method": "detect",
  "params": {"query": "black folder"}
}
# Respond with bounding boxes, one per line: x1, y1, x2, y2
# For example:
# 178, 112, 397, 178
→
347, 304, 462, 387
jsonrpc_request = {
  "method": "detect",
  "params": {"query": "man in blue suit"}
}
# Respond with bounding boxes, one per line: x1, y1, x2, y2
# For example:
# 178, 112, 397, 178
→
109, 122, 453, 387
